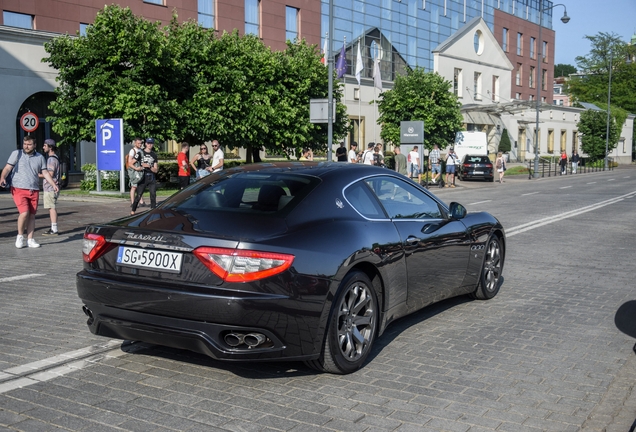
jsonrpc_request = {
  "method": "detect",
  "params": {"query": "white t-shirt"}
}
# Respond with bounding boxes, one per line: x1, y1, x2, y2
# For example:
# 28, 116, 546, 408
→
408, 150, 420, 166
212, 148, 224, 172
362, 150, 374, 165
127, 147, 141, 167
348, 149, 357, 163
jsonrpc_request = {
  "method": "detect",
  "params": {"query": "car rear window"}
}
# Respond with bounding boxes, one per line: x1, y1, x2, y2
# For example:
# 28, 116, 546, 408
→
465, 156, 490, 163
163, 172, 320, 215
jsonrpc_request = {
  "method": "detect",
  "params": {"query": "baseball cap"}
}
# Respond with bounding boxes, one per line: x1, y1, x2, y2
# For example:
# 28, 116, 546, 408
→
449, 147, 454, 151
44, 138, 56, 146
145, 138, 155, 144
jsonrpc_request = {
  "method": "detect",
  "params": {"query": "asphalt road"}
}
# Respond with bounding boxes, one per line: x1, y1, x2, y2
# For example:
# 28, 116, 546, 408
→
1, 166, 635, 432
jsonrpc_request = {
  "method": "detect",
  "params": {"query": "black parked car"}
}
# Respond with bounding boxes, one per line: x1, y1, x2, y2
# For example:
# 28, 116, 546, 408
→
458, 154, 494, 182
77, 162, 506, 374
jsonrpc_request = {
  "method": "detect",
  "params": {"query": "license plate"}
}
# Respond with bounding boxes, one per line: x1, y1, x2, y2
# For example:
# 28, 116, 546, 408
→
117, 247, 183, 273
473, 171, 484, 174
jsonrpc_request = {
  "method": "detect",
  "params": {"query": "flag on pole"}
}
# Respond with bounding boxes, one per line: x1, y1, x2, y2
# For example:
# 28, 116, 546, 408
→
355, 41, 363, 85
335, 44, 346, 78
321, 38, 327, 66
373, 57, 382, 91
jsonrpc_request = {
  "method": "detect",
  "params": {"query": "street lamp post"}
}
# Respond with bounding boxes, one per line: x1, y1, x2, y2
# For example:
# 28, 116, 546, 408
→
533, 3, 570, 179
604, 52, 613, 171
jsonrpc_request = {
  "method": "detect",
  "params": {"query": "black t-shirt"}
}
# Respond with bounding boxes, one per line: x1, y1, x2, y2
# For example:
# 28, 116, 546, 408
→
136, 150, 158, 174
336, 146, 347, 161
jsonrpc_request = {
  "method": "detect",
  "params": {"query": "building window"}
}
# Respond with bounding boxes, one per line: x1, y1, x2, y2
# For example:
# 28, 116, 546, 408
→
143, 0, 163, 4
530, 37, 535, 59
515, 92, 521, 100
245, 0, 260, 36
285, 6, 298, 42
542, 41, 548, 62
492, 76, 499, 102
529, 66, 535, 88
542, 69, 547, 90
474, 30, 483, 55
570, 131, 577, 152
517, 33, 523, 56
474, 72, 482, 99
516, 64, 522, 86
198, 0, 215, 29
79, 23, 89, 36
529, 94, 534, 101
548, 129, 554, 153
502, 27, 508, 52
454, 68, 463, 98
3, 11, 33, 29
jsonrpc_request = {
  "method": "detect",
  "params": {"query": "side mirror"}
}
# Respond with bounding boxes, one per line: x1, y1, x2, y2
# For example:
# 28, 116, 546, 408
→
448, 202, 466, 220
615, 300, 636, 339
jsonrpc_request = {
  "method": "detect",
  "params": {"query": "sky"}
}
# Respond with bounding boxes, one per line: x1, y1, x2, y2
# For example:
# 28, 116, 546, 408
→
553, 0, 636, 67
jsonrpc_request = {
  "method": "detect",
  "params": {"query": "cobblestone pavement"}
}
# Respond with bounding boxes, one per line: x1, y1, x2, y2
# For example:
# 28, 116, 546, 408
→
0, 166, 635, 431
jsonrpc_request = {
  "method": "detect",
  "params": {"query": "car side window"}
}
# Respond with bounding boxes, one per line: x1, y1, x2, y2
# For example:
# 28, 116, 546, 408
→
344, 181, 386, 219
365, 176, 443, 220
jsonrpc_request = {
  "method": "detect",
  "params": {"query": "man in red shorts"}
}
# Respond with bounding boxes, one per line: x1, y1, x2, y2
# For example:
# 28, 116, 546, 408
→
0, 135, 59, 248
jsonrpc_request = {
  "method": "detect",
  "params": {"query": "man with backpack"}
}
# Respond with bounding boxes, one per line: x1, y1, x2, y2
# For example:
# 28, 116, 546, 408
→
42, 139, 61, 235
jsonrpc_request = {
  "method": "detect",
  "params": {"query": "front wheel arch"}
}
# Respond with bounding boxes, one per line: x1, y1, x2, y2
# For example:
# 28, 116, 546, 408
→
472, 234, 504, 300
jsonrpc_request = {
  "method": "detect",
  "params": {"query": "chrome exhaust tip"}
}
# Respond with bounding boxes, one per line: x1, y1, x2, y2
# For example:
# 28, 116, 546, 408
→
82, 305, 94, 325
243, 333, 266, 347
224, 333, 244, 347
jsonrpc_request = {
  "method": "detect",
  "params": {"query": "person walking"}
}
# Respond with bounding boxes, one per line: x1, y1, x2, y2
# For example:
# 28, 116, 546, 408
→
0, 135, 59, 248
177, 141, 190, 189
408, 146, 421, 183
127, 137, 145, 207
571, 151, 580, 174
559, 151, 568, 175
348, 142, 359, 163
336, 142, 347, 162
393, 146, 407, 176
131, 139, 159, 214
444, 148, 458, 188
190, 144, 212, 178
428, 144, 441, 184
42, 139, 61, 235
210, 140, 224, 172
495, 151, 506, 183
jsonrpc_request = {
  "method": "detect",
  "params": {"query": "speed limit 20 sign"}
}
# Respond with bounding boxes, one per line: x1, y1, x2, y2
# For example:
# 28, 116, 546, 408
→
20, 112, 39, 133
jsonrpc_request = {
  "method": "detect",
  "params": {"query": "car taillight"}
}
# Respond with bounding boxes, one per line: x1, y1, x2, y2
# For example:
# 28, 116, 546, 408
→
82, 233, 109, 263
463, 163, 471, 168
486, 163, 493, 168
193, 247, 295, 283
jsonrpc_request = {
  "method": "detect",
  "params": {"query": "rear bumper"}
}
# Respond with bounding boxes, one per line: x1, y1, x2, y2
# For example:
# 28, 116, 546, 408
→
77, 271, 327, 362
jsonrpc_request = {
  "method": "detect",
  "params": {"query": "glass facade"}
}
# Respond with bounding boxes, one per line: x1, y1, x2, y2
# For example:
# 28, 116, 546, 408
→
321, 0, 551, 82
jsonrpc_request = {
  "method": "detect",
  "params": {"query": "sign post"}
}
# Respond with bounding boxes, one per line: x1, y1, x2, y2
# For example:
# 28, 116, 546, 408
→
400, 121, 425, 174
20, 112, 39, 133
95, 119, 125, 193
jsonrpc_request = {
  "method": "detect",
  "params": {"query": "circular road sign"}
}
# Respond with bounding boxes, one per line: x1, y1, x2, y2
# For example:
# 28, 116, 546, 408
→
20, 112, 39, 133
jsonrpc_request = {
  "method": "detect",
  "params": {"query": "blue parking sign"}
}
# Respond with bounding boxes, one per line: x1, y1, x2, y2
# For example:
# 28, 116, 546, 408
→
96, 119, 123, 171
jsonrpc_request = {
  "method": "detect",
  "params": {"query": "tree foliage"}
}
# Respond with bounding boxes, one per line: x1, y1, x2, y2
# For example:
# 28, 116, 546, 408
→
554, 63, 576, 77
43, 5, 348, 158
377, 67, 462, 151
568, 32, 636, 114
578, 108, 623, 161
498, 128, 512, 153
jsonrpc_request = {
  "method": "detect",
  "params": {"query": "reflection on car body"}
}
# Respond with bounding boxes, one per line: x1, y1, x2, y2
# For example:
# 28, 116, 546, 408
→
77, 162, 506, 374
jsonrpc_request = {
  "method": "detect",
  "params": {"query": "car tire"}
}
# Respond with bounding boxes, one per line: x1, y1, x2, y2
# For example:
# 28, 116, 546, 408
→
472, 235, 503, 300
489, 177, 494, 182
308, 270, 378, 374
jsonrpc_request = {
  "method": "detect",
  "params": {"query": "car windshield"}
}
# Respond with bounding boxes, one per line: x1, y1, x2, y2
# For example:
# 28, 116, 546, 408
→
162, 172, 320, 215
465, 156, 490, 163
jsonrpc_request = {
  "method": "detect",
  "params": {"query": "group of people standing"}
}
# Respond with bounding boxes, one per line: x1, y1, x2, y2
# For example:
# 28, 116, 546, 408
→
0, 135, 61, 248
127, 139, 224, 215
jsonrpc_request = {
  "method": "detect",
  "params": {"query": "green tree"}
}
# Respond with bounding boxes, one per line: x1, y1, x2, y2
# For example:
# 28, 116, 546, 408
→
568, 32, 636, 114
377, 67, 462, 150
578, 108, 623, 161
44, 5, 348, 158
44, 5, 177, 145
498, 128, 512, 153
554, 63, 576, 77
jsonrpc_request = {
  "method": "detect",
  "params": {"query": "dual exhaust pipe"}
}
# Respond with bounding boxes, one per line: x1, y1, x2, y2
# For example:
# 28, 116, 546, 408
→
224, 332, 267, 348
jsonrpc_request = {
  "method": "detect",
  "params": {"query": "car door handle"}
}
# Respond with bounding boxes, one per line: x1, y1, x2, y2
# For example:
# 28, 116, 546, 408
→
406, 236, 420, 245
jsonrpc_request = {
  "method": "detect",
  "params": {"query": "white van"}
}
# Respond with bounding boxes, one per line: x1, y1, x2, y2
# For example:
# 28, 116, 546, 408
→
452, 131, 489, 162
